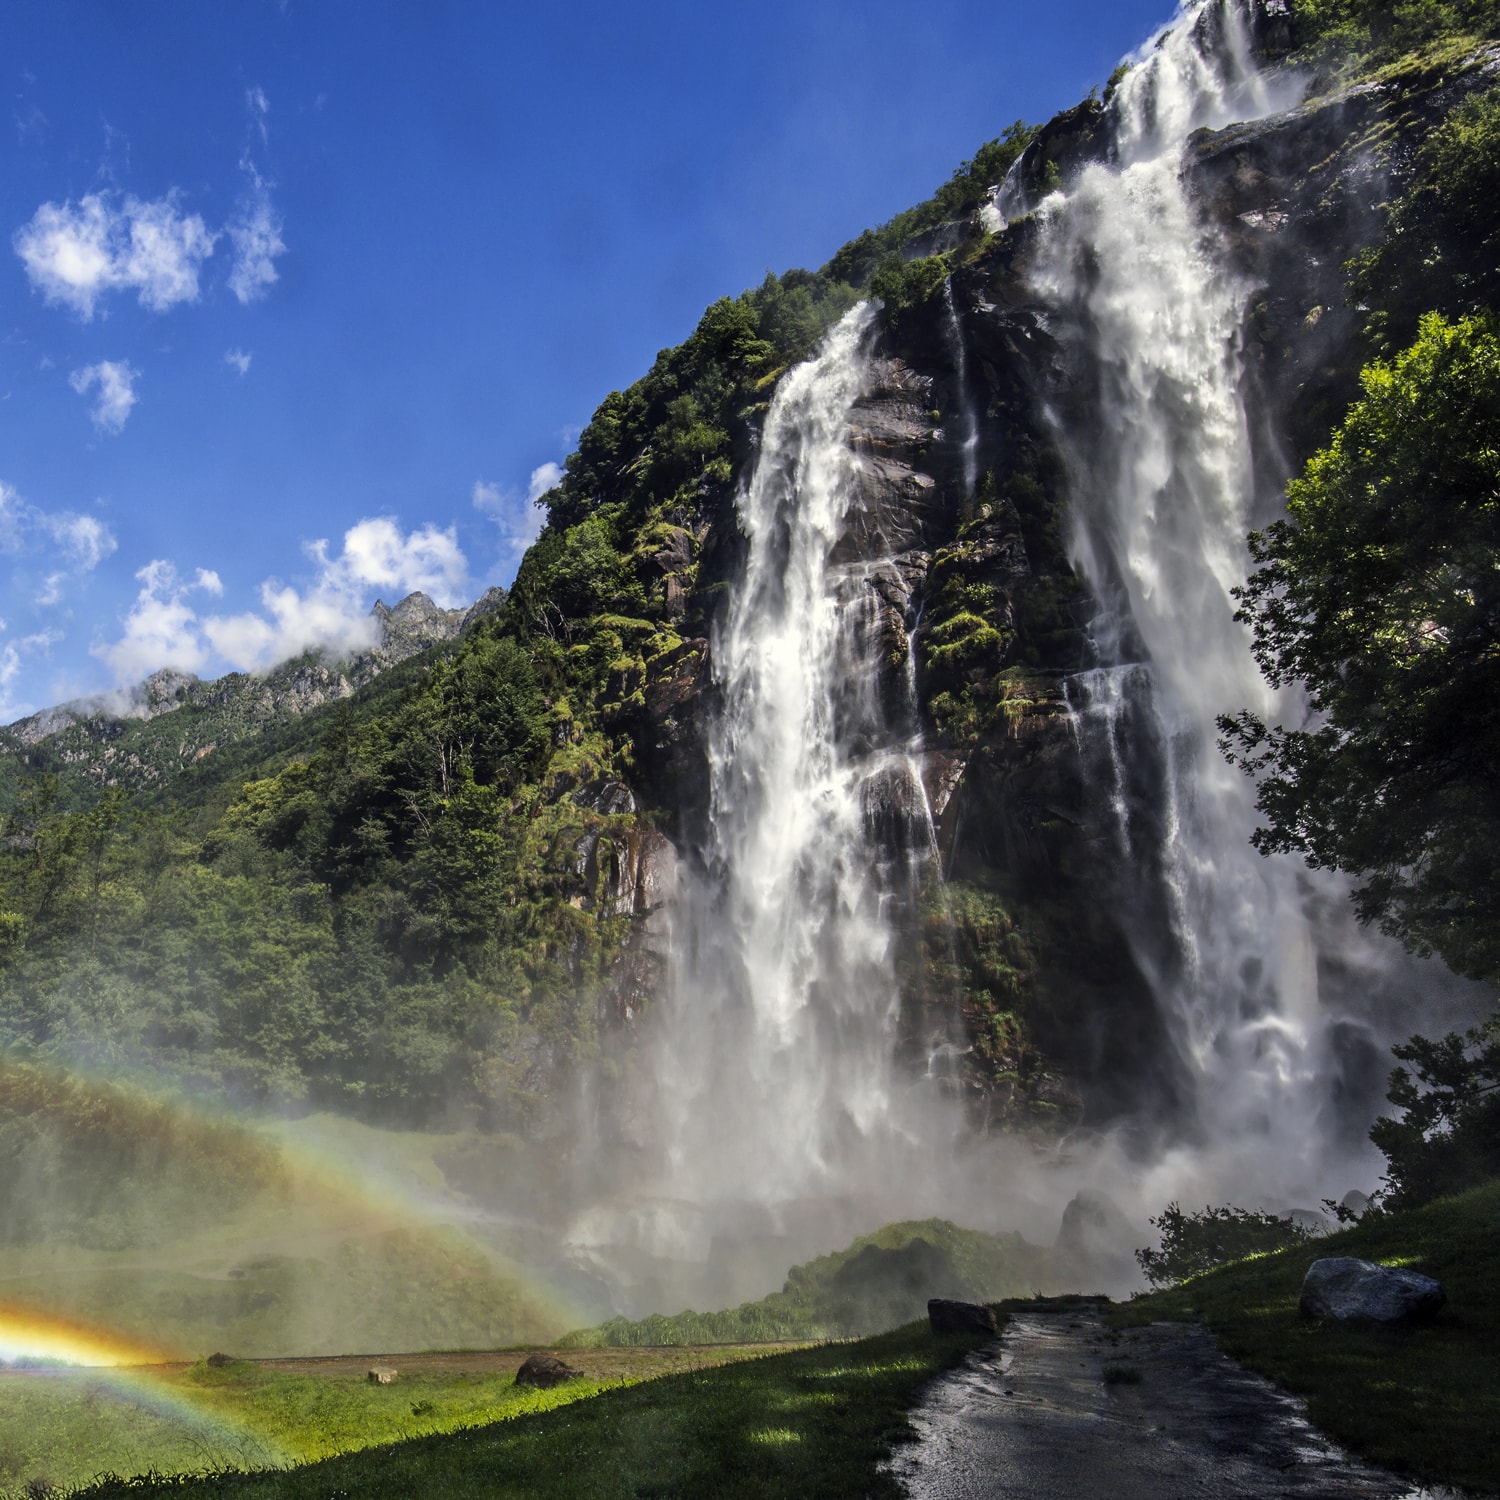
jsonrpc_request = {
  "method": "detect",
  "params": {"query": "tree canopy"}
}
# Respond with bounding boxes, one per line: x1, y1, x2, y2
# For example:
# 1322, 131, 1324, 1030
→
1221, 312, 1500, 984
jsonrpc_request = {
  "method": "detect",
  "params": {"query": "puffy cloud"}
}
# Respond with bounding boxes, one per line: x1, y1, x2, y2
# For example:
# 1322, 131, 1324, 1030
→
96, 518, 470, 683
69, 359, 139, 434
528, 461, 564, 507
14, 192, 215, 319
224, 348, 253, 375
92, 560, 220, 683
227, 173, 286, 304
0, 629, 61, 726
474, 461, 559, 564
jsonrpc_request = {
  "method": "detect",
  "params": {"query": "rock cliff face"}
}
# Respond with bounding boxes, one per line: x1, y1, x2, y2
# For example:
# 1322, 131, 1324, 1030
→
605, 36, 1500, 1129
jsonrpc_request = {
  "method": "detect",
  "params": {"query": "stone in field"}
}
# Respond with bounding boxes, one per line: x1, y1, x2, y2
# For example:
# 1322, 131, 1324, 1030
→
1298, 1257, 1445, 1324
928, 1298, 999, 1336
515, 1352, 581, 1388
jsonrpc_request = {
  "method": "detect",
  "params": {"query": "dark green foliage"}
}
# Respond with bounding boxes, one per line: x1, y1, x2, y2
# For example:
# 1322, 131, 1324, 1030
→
1293, 0, 1500, 70
1369, 1017, 1500, 1209
1134, 1202, 1314, 1288
869, 253, 951, 337
1353, 86, 1500, 353
1220, 313, 1500, 984
1117, 1181, 1500, 1494
0, 617, 637, 1121
824, 121, 1037, 288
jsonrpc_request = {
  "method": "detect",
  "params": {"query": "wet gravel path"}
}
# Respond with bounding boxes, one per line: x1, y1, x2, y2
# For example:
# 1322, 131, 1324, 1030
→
890, 1304, 1453, 1499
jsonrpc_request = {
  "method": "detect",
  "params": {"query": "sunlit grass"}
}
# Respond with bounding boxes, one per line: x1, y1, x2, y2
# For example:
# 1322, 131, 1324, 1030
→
65, 1321, 996, 1499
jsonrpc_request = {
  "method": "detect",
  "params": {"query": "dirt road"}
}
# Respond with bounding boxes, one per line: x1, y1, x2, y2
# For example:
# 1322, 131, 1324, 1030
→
889, 1303, 1455, 1499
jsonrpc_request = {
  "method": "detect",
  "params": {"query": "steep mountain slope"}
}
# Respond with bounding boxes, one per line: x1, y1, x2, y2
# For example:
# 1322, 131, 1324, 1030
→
0, 0, 1494, 1162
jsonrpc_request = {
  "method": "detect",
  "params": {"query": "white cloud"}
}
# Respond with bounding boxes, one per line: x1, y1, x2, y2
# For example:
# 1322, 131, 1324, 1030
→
95, 518, 470, 683
247, 86, 270, 144
39, 510, 117, 572
224, 348, 253, 376
69, 359, 139, 434
14, 192, 215, 319
227, 174, 286, 304
474, 461, 559, 563
92, 559, 219, 683
527, 461, 564, 507
0, 480, 117, 614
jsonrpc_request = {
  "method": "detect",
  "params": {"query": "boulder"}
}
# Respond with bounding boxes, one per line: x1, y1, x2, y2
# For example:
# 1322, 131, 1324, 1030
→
367, 1366, 398, 1385
1298, 1257, 1446, 1324
927, 1298, 999, 1337
515, 1352, 581, 1389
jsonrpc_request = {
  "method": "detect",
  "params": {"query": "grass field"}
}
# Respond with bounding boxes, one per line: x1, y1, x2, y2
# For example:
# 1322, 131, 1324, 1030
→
0, 1344, 806, 1497
1113, 1180, 1500, 1495
60, 1322, 989, 1499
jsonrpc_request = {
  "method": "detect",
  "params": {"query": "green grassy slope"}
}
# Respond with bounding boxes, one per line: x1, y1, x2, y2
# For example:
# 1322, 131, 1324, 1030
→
561, 1217, 1057, 1345
1115, 1179, 1500, 1494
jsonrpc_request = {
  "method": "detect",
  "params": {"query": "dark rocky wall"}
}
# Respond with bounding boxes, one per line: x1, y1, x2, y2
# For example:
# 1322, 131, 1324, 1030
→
610, 40, 1500, 1134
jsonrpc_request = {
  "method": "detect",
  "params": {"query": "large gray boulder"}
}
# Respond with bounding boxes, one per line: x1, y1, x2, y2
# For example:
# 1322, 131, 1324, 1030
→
1298, 1257, 1446, 1324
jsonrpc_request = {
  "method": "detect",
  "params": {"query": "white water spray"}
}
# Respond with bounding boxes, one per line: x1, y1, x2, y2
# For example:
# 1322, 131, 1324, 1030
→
643, 302, 954, 1219
1028, 0, 1412, 1196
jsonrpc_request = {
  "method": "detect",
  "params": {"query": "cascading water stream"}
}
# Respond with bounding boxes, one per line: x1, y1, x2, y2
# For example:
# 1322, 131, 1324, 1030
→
1026, 0, 1399, 1190
645, 302, 953, 1219
942, 279, 981, 498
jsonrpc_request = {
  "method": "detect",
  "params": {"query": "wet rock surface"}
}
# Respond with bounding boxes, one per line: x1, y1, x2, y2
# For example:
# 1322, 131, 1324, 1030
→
891, 1303, 1441, 1498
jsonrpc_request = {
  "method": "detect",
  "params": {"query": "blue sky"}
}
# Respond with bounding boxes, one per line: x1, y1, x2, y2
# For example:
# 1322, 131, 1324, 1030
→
0, 0, 1174, 722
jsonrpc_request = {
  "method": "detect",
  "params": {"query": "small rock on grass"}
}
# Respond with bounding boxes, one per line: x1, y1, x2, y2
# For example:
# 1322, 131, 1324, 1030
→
367, 1366, 399, 1385
516, 1352, 582, 1388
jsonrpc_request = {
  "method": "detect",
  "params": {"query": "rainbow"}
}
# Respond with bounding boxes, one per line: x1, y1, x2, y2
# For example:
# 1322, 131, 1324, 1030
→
0, 1303, 171, 1368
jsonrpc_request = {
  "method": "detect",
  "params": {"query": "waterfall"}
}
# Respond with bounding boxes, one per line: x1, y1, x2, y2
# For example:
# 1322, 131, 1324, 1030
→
642, 301, 952, 1219
1027, 0, 1409, 1191
942, 278, 980, 497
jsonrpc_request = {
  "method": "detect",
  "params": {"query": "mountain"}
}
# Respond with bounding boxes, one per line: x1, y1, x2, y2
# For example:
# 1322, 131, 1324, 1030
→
0, 587, 506, 810
0, 0, 1493, 1217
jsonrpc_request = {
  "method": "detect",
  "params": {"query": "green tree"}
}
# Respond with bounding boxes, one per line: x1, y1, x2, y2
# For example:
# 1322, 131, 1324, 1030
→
1220, 313, 1500, 984
1368, 1018, 1500, 1210
1135, 1203, 1313, 1289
